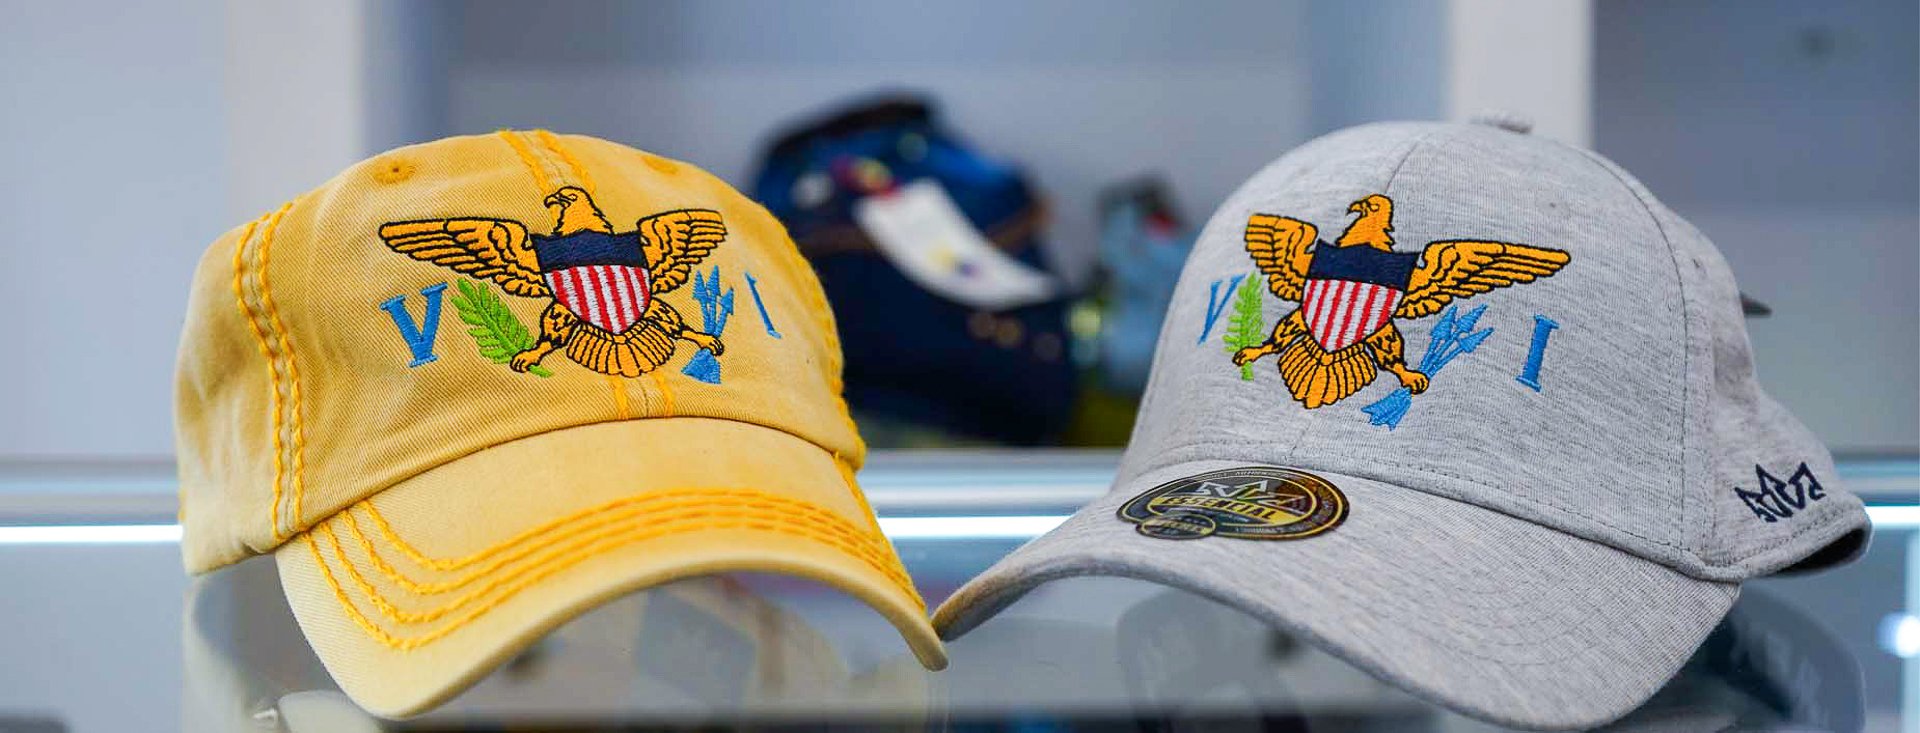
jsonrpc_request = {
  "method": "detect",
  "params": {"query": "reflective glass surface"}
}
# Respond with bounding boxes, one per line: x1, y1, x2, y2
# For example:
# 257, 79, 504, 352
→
0, 454, 1911, 732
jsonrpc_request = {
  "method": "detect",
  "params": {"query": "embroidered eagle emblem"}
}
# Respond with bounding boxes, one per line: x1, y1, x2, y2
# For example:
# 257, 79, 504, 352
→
1231, 194, 1569, 408
378, 186, 726, 377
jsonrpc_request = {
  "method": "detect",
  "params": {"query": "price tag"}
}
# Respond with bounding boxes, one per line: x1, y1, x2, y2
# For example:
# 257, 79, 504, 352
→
853, 179, 1056, 310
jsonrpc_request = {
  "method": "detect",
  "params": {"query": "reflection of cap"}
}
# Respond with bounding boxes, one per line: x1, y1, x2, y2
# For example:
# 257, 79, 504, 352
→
1598, 587, 1864, 733
934, 120, 1869, 730
176, 130, 943, 718
184, 564, 885, 730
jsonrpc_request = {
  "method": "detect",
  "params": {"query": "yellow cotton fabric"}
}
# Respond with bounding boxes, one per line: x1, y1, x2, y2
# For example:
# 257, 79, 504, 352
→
175, 131, 943, 717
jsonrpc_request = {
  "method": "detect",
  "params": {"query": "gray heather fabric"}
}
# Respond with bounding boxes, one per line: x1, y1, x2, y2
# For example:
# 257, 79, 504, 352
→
934, 121, 1869, 731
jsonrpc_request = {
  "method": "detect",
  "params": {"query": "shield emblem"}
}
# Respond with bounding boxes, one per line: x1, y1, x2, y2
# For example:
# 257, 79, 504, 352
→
1299, 244, 1419, 351
546, 264, 651, 333
532, 230, 653, 333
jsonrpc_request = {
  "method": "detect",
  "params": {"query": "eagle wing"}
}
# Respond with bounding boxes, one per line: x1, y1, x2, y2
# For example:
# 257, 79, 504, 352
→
637, 209, 726, 293
1395, 240, 1571, 319
377, 218, 550, 298
1243, 214, 1317, 302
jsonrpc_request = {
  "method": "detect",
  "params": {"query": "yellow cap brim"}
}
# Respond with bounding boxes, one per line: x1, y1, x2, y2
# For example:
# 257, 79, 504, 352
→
273, 417, 946, 718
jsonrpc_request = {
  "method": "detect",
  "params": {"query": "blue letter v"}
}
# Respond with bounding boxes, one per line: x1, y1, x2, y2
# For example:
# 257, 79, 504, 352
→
1197, 274, 1245, 344
379, 283, 448, 367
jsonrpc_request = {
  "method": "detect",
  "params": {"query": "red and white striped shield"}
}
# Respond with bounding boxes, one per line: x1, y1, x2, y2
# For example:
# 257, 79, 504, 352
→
546, 265, 652, 333
1299, 279, 1402, 351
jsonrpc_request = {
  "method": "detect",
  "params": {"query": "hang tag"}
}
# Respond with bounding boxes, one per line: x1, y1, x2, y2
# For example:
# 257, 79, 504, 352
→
853, 179, 1056, 310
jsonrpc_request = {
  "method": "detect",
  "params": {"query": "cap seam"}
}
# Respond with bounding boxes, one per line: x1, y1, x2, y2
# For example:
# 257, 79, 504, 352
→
233, 200, 312, 541
755, 202, 868, 462
519, 130, 645, 421
1284, 127, 1441, 464
255, 198, 315, 537
228, 213, 287, 542
496, 129, 561, 194
1567, 146, 1703, 565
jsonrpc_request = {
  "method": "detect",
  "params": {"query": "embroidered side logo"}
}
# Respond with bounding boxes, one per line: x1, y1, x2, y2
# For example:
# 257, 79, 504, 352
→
744, 271, 783, 339
1229, 194, 1570, 409
378, 282, 448, 367
681, 266, 733, 384
377, 186, 727, 377
1361, 303, 1492, 429
1118, 467, 1347, 541
448, 279, 552, 377
1734, 462, 1827, 523
1219, 273, 1267, 381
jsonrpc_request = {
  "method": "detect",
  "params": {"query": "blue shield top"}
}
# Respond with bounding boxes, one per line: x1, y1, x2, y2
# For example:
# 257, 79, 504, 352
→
1305, 242, 1420, 290
531, 231, 645, 273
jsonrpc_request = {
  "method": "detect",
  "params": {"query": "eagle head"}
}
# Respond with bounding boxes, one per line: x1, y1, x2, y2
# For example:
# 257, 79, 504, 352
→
1337, 194, 1395, 250
543, 186, 614, 235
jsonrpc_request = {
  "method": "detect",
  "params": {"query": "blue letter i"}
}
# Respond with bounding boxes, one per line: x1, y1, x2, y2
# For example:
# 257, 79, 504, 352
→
1516, 314, 1559, 392
379, 283, 448, 367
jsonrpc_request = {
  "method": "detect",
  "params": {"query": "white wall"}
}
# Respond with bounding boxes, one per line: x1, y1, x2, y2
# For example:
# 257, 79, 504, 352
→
0, 0, 447, 462
443, 0, 1321, 288
1447, 0, 1593, 145
0, 0, 1910, 464
1594, 0, 1920, 453
0, 1, 228, 459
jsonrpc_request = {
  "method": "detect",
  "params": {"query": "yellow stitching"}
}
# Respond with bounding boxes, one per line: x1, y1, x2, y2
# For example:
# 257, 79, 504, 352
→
536, 131, 638, 412
360, 488, 828, 570
759, 213, 867, 461
354, 489, 909, 588
328, 512, 911, 632
606, 375, 630, 418
306, 507, 922, 650
835, 456, 889, 538
323, 501, 909, 626
497, 130, 553, 192
536, 129, 596, 195
341, 492, 907, 596
257, 199, 311, 533
648, 371, 675, 416
228, 217, 286, 540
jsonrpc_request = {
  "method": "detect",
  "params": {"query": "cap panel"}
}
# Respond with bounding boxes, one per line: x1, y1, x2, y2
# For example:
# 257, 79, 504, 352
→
183, 132, 867, 569
1123, 123, 1432, 490
1650, 205, 1868, 576
1288, 124, 1690, 554
1134, 122, 1697, 565
178, 218, 281, 571
552, 134, 863, 465
260, 133, 627, 549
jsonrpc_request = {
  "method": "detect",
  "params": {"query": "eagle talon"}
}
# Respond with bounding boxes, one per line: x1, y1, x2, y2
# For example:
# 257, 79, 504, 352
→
509, 351, 541, 373
1232, 346, 1266, 366
1400, 370, 1429, 394
687, 332, 723, 355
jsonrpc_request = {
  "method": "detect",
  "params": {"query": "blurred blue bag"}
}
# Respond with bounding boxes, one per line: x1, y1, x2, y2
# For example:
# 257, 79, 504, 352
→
752, 94, 1076, 446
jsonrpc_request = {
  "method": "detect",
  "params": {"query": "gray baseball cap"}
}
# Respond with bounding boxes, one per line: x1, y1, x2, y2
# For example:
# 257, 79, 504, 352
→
933, 120, 1870, 730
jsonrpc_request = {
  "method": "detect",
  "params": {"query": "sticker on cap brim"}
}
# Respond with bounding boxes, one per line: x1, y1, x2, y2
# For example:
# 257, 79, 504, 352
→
1118, 467, 1347, 541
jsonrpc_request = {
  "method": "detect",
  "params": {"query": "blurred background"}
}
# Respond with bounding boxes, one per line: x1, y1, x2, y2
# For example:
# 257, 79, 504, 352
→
0, 1, 1913, 731
1, 0, 1913, 454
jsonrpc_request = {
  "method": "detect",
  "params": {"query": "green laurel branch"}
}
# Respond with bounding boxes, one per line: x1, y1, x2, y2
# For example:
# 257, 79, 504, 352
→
448, 279, 552, 378
1221, 273, 1266, 381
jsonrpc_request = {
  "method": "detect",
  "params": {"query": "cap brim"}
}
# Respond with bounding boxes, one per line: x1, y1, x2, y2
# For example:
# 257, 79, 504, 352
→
933, 460, 1736, 731
275, 417, 945, 718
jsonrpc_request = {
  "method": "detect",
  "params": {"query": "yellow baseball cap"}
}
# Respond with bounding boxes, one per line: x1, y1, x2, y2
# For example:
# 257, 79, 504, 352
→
175, 130, 946, 717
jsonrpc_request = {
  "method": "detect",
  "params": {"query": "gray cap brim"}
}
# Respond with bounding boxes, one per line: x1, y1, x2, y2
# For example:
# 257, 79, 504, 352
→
933, 459, 1738, 731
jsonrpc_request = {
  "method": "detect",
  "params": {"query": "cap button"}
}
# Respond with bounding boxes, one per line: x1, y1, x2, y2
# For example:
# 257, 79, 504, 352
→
1469, 110, 1534, 135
